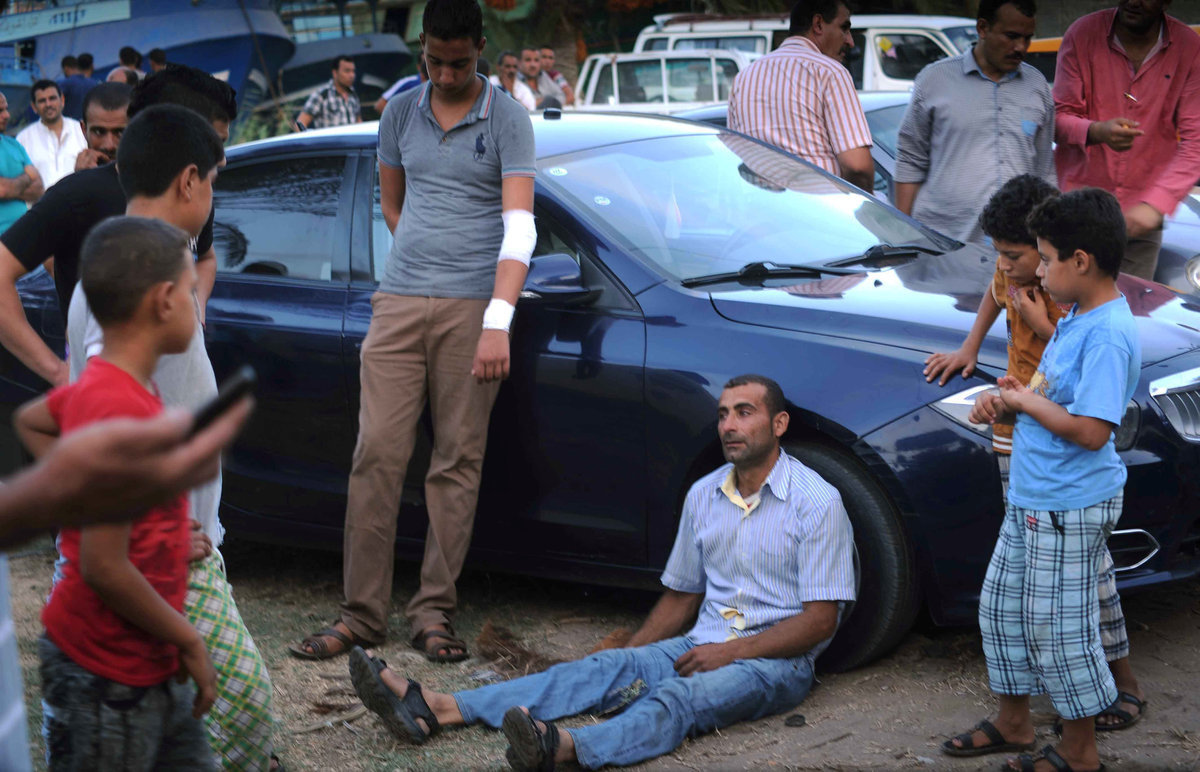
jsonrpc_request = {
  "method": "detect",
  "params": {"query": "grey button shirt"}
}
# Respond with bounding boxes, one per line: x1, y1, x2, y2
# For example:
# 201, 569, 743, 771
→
895, 49, 1055, 247
377, 75, 536, 299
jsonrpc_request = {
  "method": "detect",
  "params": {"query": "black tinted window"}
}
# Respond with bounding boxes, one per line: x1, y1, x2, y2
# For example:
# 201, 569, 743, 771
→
213, 156, 346, 281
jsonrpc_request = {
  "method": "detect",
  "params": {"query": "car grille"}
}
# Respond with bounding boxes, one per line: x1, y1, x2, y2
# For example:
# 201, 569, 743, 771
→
1150, 366, 1200, 442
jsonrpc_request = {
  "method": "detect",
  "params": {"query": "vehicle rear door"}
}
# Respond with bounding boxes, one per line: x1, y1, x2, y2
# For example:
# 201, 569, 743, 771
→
206, 151, 355, 526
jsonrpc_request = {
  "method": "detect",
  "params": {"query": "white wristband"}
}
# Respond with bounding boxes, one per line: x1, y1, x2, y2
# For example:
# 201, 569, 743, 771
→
482, 297, 515, 332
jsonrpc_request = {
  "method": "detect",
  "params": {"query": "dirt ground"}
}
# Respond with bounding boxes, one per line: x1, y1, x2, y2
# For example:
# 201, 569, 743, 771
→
9, 537, 1200, 771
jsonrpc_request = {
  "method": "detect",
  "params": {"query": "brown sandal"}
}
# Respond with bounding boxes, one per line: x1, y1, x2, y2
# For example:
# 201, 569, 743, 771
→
289, 624, 369, 660
411, 627, 469, 663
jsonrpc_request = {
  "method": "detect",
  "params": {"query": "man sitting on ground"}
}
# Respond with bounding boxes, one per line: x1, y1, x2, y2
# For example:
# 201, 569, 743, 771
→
348, 374, 856, 771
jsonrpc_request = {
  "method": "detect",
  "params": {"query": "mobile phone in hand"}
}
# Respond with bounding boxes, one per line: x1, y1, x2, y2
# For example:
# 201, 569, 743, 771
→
190, 366, 256, 438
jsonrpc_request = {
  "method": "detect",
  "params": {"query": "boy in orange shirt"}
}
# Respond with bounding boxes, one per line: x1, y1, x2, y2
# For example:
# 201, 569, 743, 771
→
16, 216, 216, 770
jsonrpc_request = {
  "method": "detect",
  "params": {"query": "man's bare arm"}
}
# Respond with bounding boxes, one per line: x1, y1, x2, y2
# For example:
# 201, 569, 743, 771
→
295, 112, 314, 130
0, 398, 252, 549
473, 176, 535, 384
894, 182, 921, 216
835, 146, 875, 192
379, 163, 406, 234
0, 244, 66, 384
195, 246, 216, 325
0, 172, 30, 200
626, 589, 704, 648
673, 600, 840, 676
18, 165, 43, 203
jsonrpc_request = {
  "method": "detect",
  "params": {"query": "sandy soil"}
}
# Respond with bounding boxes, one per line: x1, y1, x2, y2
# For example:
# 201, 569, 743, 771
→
9, 538, 1200, 771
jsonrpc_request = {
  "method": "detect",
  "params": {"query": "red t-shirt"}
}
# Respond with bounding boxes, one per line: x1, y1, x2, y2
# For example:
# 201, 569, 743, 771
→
41, 358, 189, 686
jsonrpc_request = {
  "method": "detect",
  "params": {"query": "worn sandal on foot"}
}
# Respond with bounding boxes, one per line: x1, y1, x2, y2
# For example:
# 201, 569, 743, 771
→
412, 627, 470, 663
942, 719, 1036, 757
502, 706, 560, 772
289, 624, 368, 660
348, 646, 440, 744
1006, 744, 1105, 772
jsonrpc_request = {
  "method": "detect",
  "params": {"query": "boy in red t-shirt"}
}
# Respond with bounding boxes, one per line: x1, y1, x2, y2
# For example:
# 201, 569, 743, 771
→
15, 216, 216, 770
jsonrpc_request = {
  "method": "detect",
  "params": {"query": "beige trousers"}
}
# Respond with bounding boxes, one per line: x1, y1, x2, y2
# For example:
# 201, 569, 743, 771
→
1122, 227, 1163, 281
340, 293, 500, 642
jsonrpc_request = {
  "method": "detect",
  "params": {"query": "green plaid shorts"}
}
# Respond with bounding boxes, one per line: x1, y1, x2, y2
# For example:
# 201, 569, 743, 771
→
186, 550, 275, 770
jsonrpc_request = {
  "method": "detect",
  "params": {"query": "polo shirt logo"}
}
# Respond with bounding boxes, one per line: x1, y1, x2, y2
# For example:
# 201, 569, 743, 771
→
474, 134, 486, 161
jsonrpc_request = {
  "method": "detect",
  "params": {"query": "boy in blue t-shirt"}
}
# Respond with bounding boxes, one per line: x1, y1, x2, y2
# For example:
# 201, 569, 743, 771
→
952, 188, 1140, 772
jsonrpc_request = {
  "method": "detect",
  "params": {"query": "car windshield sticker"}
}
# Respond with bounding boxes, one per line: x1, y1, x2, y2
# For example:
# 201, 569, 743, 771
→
594, 195, 611, 206
549, 167, 568, 176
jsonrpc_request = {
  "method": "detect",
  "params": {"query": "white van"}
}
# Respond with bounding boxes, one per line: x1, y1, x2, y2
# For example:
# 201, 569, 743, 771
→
573, 49, 755, 114
633, 13, 978, 91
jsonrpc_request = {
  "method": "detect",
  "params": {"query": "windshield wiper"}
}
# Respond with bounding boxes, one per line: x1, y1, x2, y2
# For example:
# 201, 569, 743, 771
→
825, 243, 942, 269
681, 261, 861, 289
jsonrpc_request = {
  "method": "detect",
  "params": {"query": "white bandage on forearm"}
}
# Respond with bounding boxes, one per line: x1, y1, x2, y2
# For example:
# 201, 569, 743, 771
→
498, 208, 536, 266
482, 297, 515, 332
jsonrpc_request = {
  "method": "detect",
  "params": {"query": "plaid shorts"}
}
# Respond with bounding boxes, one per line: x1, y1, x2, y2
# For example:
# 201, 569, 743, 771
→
995, 454, 1128, 662
186, 550, 275, 770
979, 493, 1121, 720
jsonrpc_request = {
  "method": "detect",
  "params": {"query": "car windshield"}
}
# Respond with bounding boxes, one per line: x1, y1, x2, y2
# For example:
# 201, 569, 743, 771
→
538, 133, 952, 282
943, 25, 979, 53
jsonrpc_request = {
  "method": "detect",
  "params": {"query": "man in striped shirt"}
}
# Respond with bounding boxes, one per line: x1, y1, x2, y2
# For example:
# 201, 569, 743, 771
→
348, 374, 857, 771
728, 0, 874, 192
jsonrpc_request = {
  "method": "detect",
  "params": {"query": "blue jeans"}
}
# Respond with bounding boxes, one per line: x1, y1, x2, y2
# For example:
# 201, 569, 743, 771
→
454, 636, 814, 768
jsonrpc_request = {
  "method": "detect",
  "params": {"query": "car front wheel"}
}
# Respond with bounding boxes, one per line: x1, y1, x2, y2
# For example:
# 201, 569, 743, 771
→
787, 442, 920, 672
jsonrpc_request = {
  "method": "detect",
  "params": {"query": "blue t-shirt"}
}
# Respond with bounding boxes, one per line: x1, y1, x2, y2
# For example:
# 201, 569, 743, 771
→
58, 74, 100, 121
1009, 295, 1140, 511
0, 136, 31, 236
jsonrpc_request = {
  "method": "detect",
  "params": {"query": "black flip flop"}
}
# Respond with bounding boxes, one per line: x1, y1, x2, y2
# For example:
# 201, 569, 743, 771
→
502, 706, 560, 772
348, 646, 440, 744
942, 719, 1037, 757
1006, 744, 1105, 772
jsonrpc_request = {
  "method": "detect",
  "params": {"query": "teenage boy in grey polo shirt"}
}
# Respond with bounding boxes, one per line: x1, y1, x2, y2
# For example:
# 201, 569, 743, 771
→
291, 0, 536, 664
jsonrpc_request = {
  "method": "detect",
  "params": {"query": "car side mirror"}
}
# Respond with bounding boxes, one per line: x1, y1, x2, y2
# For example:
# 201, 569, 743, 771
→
519, 253, 599, 306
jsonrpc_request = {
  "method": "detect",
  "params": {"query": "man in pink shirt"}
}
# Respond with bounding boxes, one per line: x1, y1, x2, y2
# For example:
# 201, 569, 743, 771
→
1053, 0, 1200, 279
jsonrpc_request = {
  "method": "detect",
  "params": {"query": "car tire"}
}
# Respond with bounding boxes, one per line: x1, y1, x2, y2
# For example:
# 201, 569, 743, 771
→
786, 442, 919, 672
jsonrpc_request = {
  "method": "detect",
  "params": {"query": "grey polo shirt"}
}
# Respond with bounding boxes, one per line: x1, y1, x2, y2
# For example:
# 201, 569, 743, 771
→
895, 48, 1055, 247
377, 74, 536, 299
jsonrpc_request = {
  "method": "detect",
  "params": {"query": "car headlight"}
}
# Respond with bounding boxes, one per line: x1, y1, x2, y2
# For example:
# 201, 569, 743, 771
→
933, 388, 1139, 451
930, 384, 993, 437
1186, 255, 1200, 292
1113, 400, 1140, 451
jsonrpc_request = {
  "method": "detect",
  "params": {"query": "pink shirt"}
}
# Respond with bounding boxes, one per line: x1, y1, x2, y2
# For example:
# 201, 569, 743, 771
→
728, 36, 872, 177
1053, 10, 1200, 216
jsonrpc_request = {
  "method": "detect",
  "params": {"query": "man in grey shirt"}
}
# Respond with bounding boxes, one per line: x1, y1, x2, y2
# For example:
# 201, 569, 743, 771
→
895, 0, 1054, 247
292, 0, 536, 665
519, 47, 565, 109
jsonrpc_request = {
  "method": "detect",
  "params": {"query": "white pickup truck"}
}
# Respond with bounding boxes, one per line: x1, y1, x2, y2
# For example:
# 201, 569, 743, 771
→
633, 13, 978, 92
573, 49, 756, 113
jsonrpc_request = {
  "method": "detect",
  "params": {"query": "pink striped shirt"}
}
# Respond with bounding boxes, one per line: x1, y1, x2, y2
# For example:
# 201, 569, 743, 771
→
728, 36, 872, 176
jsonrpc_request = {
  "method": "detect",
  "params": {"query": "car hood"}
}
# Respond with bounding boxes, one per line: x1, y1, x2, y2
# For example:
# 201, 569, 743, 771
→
710, 246, 1200, 369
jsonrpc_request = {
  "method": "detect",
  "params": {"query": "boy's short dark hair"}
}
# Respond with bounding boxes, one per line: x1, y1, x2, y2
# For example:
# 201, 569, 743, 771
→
1027, 188, 1126, 278
128, 63, 238, 123
789, 0, 844, 36
422, 0, 484, 44
61, 55, 78, 71
148, 48, 167, 65
81, 81, 132, 119
31, 79, 60, 99
979, 174, 1058, 246
81, 216, 190, 326
116, 105, 224, 200
332, 55, 353, 70
978, 0, 1036, 23
77, 53, 94, 71
724, 374, 787, 418
119, 46, 140, 67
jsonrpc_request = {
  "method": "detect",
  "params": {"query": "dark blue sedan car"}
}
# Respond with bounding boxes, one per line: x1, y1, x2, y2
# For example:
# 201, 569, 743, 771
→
4, 112, 1200, 671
